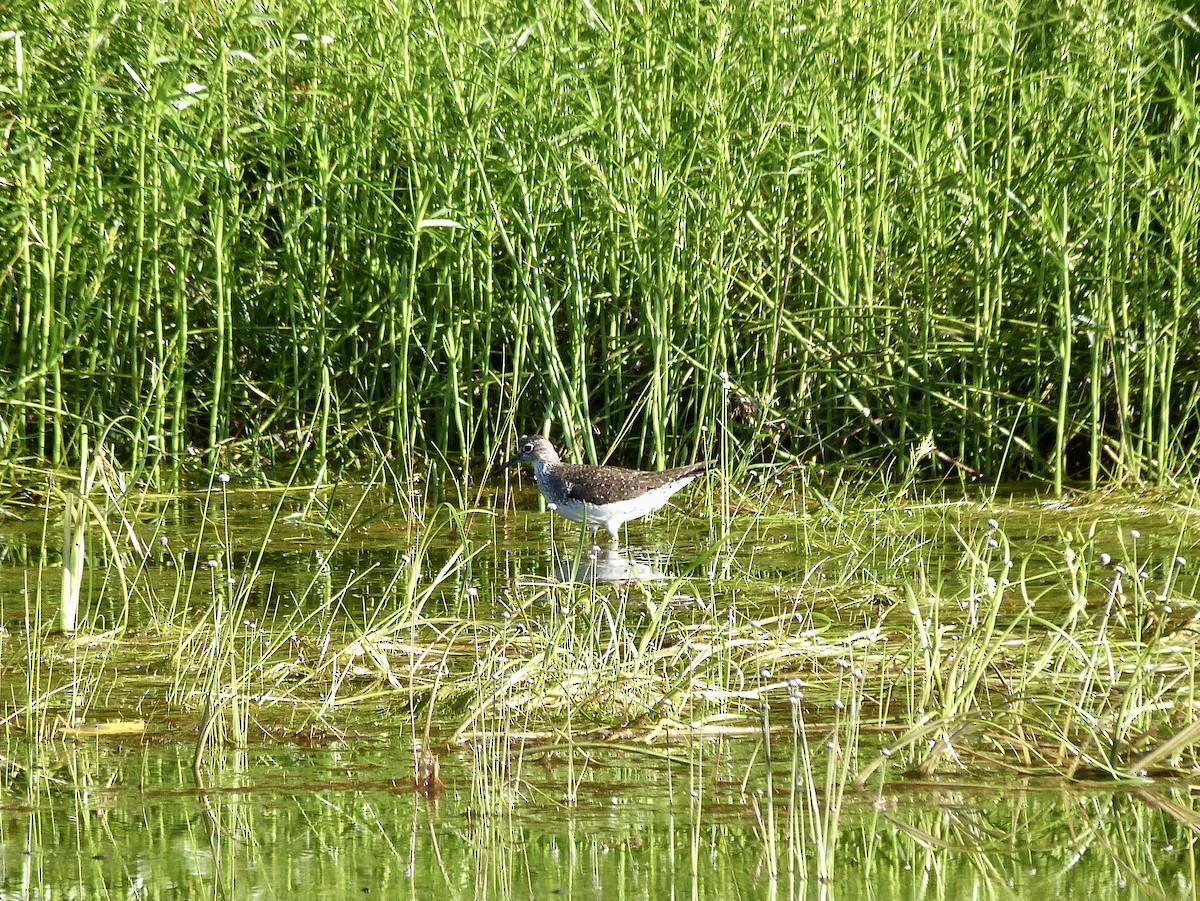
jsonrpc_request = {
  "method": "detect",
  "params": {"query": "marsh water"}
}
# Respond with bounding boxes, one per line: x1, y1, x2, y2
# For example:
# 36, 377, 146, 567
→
1, 473, 1199, 900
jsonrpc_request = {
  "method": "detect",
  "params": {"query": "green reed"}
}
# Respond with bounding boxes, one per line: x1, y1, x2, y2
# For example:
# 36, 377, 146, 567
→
1, 1, 1197, 483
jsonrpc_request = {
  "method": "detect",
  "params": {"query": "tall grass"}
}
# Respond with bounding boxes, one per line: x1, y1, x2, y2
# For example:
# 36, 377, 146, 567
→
1, 0, 1197, 484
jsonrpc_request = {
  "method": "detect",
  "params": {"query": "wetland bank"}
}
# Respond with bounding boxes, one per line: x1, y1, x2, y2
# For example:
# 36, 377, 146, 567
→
3, 0, 1200, 896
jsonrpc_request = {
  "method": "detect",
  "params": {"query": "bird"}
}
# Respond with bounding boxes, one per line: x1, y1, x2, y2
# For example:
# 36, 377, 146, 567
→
494, 434, 711, 542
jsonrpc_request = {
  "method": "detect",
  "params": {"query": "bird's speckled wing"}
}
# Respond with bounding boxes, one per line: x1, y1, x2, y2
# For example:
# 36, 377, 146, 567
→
557, 462, 709, 506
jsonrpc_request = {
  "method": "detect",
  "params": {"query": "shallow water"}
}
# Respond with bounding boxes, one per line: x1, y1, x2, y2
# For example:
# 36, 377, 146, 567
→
1, 476, 1199, 899
3, 737, 1198, 901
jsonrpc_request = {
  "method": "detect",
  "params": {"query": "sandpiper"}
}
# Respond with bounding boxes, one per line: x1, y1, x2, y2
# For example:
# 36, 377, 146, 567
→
495, 434, 711, 541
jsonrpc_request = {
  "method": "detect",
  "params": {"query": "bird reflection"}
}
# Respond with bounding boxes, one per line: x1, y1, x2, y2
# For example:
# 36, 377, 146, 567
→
554, 544, 667, 584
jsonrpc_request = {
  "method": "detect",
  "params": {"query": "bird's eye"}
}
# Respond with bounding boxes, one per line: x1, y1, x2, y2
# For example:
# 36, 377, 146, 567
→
523, 442, 533, 452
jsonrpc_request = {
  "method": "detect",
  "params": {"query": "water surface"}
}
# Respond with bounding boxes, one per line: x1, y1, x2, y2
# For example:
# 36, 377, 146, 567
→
1, 476, 1198, 899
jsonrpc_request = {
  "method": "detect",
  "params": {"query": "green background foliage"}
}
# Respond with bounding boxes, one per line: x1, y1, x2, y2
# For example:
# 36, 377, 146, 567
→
2, 0, 1198, 484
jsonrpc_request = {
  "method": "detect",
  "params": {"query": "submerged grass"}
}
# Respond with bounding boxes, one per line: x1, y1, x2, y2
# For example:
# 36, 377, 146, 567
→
3, 472, 1200, 895
6, 476, 1199, 775
2, 0, 1199, 483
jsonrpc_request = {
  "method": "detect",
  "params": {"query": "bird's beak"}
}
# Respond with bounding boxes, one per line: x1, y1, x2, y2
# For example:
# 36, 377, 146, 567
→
490, 454, 521, 478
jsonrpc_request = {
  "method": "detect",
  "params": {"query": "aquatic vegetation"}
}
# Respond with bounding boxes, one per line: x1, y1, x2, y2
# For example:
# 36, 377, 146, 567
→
1, 0, 1198, 892
2, 475, 1198, 897
1, 0, 1198, 486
